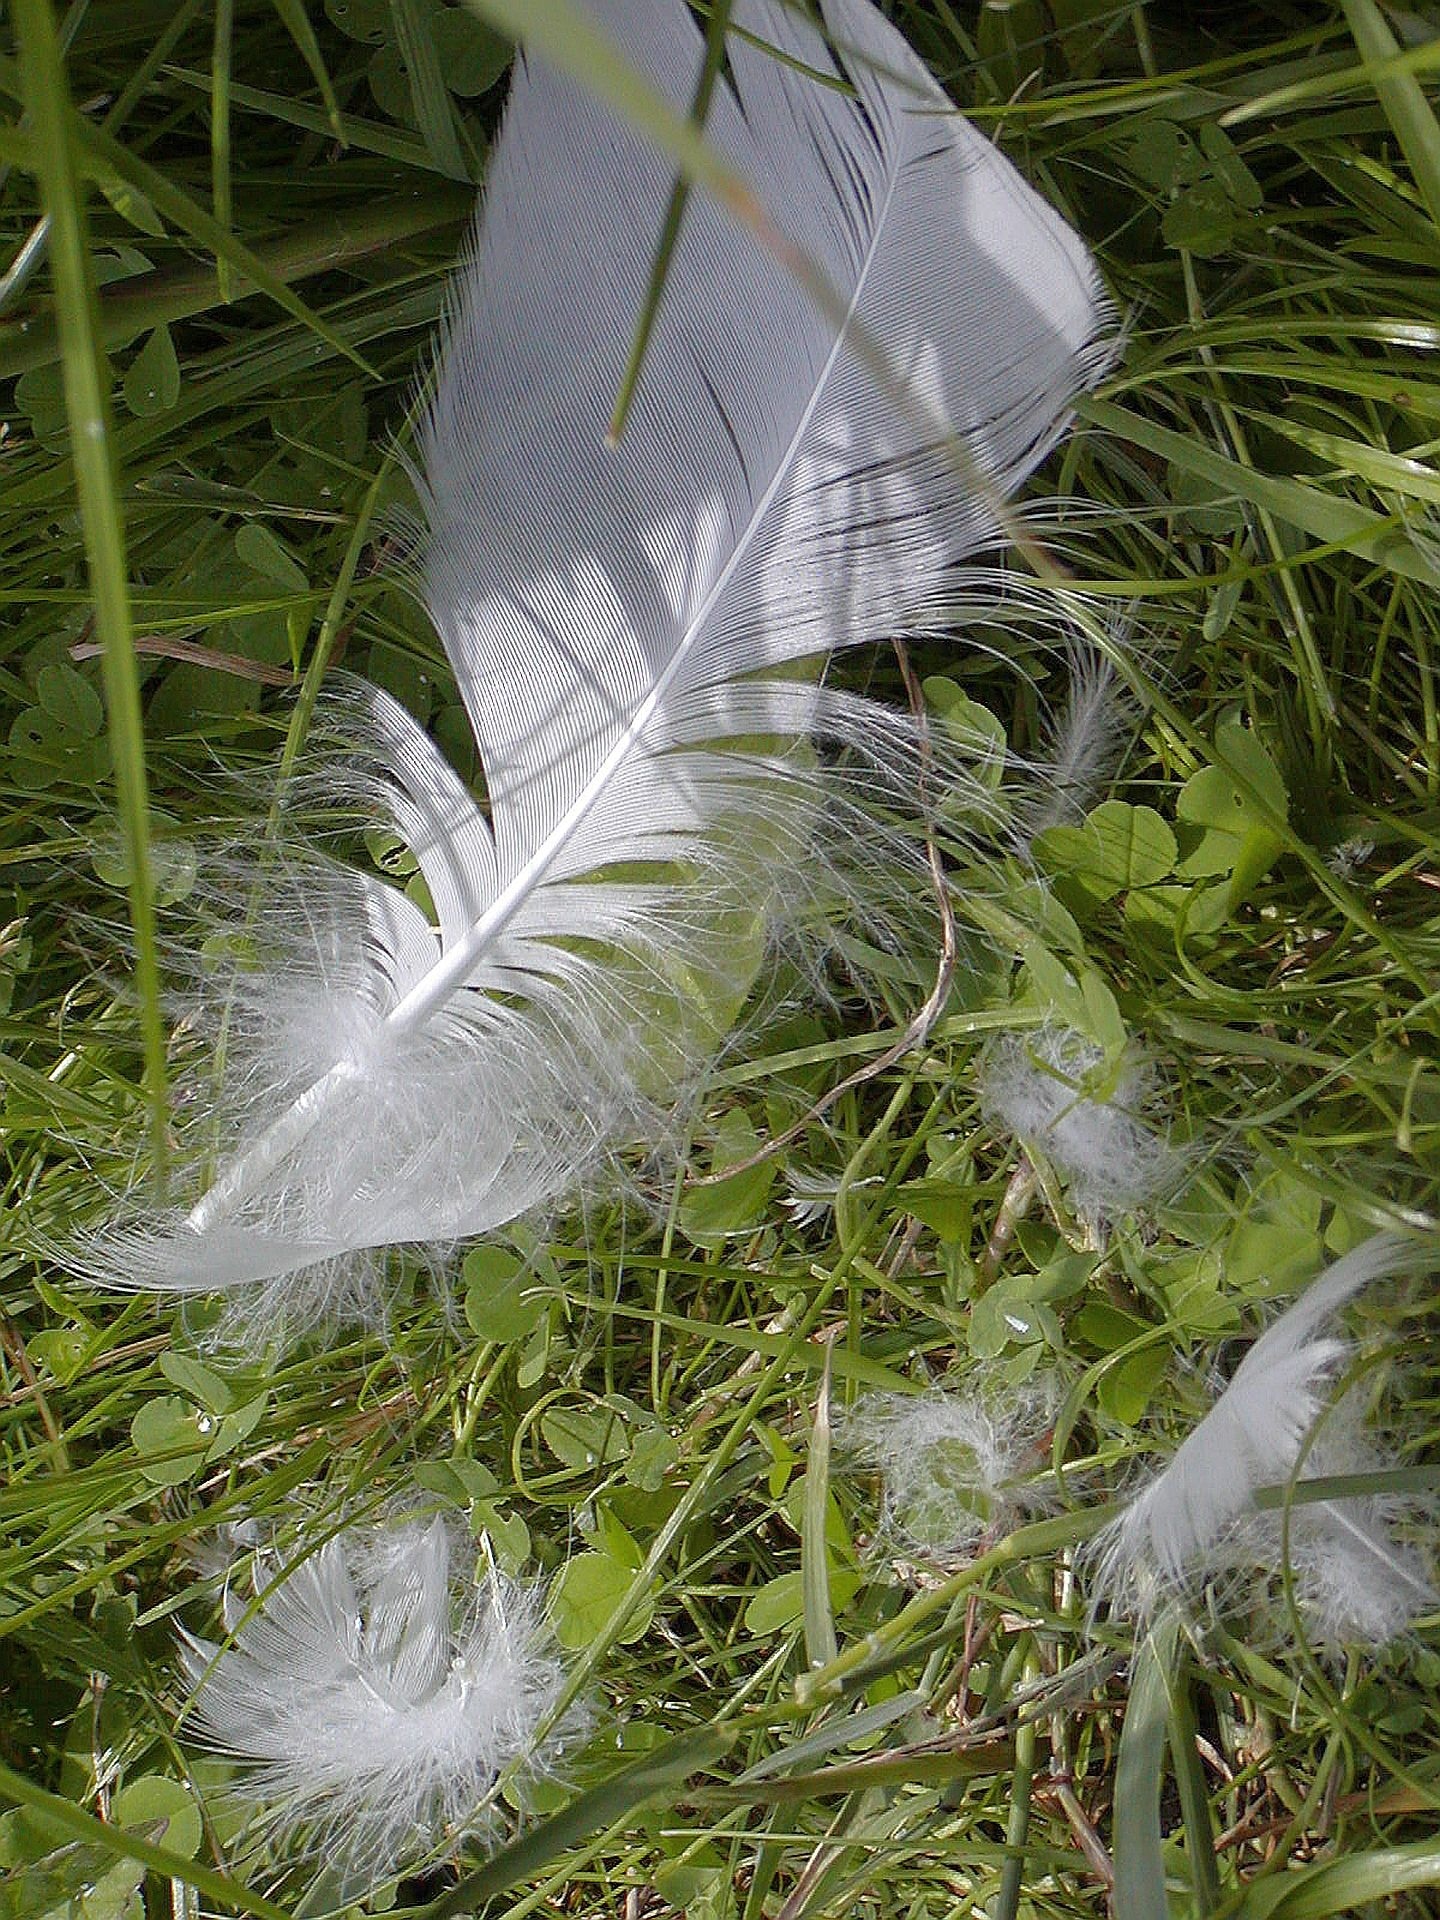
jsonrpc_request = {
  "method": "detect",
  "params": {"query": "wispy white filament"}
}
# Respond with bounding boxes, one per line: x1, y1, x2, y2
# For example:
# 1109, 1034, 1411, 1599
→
842, 1380, 1055, 1567
1092, 1233, 1434, 1646
178, 1516, 576, 1876
980, 1024, 1177, 1225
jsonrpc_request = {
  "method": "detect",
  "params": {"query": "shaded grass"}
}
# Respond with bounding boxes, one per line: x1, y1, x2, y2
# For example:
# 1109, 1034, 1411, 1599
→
1, 3, 1439, 1919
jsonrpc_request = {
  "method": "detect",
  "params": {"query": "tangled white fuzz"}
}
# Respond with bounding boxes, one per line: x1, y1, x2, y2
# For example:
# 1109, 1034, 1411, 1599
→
178, 1516, 575, 1876
841, 1382, 1055, 1567
980, 1024, 1177, 1225
1092, 1234, 1434, 1648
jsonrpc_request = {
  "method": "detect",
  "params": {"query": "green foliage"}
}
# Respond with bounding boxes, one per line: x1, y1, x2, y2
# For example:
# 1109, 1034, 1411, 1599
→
2, 3, 1440, 1919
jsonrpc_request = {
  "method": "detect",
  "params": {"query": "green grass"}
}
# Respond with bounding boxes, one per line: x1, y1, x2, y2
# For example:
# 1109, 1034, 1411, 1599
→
2, 2, 1440, 1918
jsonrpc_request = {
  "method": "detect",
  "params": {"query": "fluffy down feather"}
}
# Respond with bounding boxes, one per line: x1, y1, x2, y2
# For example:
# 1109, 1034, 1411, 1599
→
178, 1517, 577, 1875
1091, 1233, 1433, 1646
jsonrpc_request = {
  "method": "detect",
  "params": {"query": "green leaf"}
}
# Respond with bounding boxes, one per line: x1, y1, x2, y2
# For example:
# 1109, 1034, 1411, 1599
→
678, 1109, 775, 1245
462, 1244, 544, 1342
1163, 179, 1236, 256
120, 326, 179, 417
157, 1351, 235, 1413
325, 0, 389, 41
1176, 722, 1288, 899
541, 1404, 630, 1473
969, 1275, 1060, 1359
743, 1566, 860, 1637
1097, 1345, 1169, 1426
109, 1778, 200, 1860
35, 661, 103, 738
128, 1396, 209, 1486
234, 521, 308, 591
549, 1550, 654, 1650
432, 6, 511, 95
625, 1423, 679, 1492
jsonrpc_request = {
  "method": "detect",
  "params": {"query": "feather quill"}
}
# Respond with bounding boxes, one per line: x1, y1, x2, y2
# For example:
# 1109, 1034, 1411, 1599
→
1092, 1233, 1433, 1643
100, 0, 1114, 1316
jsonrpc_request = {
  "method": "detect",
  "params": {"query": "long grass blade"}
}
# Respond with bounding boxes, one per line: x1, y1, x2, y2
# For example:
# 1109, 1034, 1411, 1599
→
12, 0, 169, 1170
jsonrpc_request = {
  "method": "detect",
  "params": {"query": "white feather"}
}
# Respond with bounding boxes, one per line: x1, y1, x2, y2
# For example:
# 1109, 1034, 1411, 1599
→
99, 0, 1113, 1316
1092, 1233, 1430, 1642
842, 1378, 1056, 1568
980, 1023, 1178, 1226
178, 1516, 576, 1875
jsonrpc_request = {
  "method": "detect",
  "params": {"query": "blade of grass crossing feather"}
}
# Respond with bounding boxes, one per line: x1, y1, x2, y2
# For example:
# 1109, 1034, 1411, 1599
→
803, 1335, 839, 1673
390, 0, 471, 180
0, 1759, 293, 1920
268, 0, 345, 142
211, 0, 234, 302
1341, 0, 1440, 234
1113, 1611, 1178, 1920
995, 1647, 1040, 1920
608, 0, 732, 443
419, 1724, 741, 1918
1168, 1668, 1220, 1918
459, 0, 1060, 579
13, 0, 169, 1172
1254, 1464, 1440, 1508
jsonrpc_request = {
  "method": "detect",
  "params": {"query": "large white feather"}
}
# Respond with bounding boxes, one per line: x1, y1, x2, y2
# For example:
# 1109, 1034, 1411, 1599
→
1092, 1233, 1432, 1643
101, 0, 1113, 1316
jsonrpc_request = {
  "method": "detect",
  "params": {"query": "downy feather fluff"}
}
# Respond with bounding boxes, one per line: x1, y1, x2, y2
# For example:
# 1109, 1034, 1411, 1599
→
100, 0, 1114, 1315
1092, 1233, 1434, 1644
178, 1516, 576, 1874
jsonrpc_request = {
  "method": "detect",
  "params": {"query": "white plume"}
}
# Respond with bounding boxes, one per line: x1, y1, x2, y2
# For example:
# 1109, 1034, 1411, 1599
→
1092, 1233, 1433, 1645
96, 0, 1113, 1318
842, 1378, 1056, 1568
178, 1516, 576, 1876
980, 1024, 1177, 1226
1018, 642, 1136, 846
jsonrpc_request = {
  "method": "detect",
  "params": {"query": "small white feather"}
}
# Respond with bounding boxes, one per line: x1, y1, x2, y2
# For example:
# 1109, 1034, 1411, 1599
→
1092, 1233, 1431, 1644
842, 1379, 1056, 1568
980, 1023, 1178, 1226
178, 1516, 577, 1876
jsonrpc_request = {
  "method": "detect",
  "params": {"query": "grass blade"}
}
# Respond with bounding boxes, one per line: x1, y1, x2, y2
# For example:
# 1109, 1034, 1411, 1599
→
0, 1759, 293, 1920
390, 0, 472, 181
1113, 1612, 1179, 1920
1341, 0, 1440, 232
13, 0, 169, 1170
